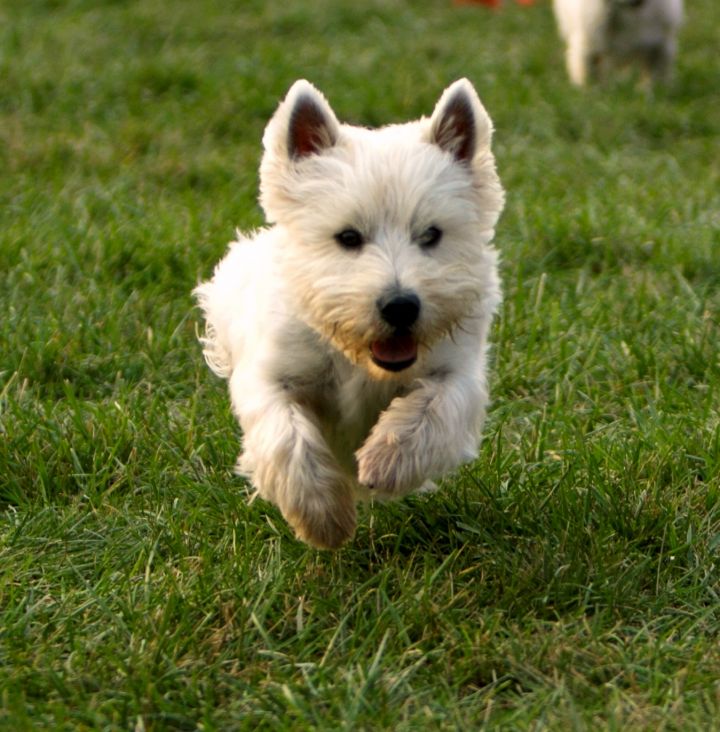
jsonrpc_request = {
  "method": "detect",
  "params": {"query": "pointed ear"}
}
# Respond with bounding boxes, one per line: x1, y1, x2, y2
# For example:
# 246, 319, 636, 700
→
428, 79, 493, 163
263, 80, 340, 161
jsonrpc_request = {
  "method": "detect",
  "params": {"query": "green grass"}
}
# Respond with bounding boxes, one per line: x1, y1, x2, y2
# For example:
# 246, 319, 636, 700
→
2, 0, 720, 728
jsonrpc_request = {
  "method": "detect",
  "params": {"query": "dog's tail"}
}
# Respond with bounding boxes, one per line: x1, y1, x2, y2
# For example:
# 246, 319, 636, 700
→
193, 282, 233, 379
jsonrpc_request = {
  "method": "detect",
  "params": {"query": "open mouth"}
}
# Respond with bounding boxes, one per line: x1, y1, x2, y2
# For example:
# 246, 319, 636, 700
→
370, 332, 418, 372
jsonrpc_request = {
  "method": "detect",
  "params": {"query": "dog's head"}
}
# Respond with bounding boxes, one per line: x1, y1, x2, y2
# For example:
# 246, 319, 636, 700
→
259, 80, 504, 380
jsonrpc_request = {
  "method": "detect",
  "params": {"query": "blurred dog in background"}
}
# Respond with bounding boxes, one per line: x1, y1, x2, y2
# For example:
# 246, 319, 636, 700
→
553, 0, 684, 86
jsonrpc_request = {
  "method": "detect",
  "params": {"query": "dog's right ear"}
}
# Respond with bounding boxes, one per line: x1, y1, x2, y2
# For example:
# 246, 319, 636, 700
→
263, 80, 340, 161
428, 79, 493, 164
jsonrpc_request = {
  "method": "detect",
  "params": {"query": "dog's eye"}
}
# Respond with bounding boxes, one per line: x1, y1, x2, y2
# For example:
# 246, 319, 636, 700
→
334, 228, 364, 250
418, 226, 443, 249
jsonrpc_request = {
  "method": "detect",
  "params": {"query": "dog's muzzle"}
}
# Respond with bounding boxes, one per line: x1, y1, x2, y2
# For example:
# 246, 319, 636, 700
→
371, 292, 420, 372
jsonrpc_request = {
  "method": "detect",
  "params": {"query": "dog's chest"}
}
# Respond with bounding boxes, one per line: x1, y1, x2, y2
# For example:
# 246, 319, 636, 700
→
274, 325, 407, 473
312, 360, 406, 474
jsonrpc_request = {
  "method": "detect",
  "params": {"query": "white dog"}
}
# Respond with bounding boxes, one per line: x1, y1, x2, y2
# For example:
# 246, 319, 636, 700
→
553, 0, 683, 86
194, 79, 504, 549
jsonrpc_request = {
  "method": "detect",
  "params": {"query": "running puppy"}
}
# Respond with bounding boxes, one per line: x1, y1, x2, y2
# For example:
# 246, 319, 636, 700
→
195, 80, 504, 548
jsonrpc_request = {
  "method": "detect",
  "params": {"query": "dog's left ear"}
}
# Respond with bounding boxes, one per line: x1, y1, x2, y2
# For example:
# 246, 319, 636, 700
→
428, 79, 493, 163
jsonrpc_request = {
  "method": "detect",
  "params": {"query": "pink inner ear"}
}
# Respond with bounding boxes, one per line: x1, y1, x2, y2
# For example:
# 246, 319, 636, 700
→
435, 93, 476, 163
288, 95, 335, 158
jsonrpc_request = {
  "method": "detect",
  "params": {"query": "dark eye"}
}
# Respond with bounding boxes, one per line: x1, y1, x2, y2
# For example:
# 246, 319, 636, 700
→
334, 228, 364, 250
418, 226, 442, 248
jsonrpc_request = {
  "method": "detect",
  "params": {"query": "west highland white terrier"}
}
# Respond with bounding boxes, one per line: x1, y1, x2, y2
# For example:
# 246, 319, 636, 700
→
553, 0, 683, 86
194, 79, 505, 549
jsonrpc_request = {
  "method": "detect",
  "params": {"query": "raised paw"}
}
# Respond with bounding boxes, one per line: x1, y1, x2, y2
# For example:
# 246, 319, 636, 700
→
355, 432, 424, 499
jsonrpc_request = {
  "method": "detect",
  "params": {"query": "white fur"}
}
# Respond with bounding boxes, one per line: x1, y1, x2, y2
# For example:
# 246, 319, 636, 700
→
194, 80, 505, 549
553, 0, 683, 86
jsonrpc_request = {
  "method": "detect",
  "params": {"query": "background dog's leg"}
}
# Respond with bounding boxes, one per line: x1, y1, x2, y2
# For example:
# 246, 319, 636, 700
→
356, 373, 488, 498
645, 40, 676, 86
566, 34, 592, 85
231, 373, 356, 549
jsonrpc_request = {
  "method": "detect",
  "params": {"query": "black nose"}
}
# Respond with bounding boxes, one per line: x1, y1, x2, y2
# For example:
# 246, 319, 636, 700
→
378, 293, 421, 329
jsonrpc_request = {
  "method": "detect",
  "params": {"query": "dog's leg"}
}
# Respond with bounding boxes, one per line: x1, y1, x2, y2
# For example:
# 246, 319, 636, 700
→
644, 39, 676, 86
565, 34, 592, 85
356, 372, 488, 498
231, 372, 356, 549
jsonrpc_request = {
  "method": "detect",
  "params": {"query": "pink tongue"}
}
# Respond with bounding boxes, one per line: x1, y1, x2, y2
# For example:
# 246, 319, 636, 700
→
371, 333, 418, 363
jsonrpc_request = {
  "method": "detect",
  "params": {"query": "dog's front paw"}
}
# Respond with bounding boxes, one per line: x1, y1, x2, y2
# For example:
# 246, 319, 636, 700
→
356, 432, 423, 499
281, 485, 357, 550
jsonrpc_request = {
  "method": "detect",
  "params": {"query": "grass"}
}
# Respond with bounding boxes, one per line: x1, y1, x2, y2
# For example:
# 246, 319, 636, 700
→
1, 0, 719, 728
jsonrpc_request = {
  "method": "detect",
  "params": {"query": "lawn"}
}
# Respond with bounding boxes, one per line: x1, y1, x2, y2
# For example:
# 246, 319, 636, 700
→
1, 0, 719, 729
